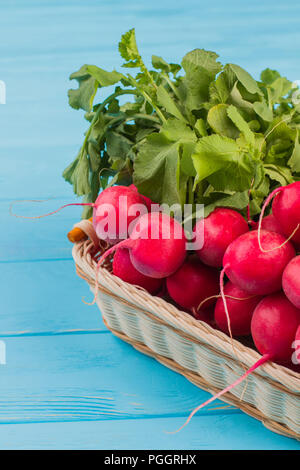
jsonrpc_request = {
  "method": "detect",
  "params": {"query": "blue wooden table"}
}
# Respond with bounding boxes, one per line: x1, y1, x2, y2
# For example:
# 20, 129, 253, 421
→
1, 0, 299, 450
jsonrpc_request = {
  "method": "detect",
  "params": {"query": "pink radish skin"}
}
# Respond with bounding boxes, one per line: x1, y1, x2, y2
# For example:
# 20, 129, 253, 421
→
295, 326, 300, 365
253, 214, 285, 235
112, 247, 163, 294
272, 181, 300, 244
282, 256, 300, 309
166, 256, 219, 311
193, 208, 249, 268
128, 212, 186, 278
251, 293, 300, 363
98, 212, 187, 280
214, 282, 263, 336
92, 186, 148, 244
171, 292, 300, 433
223, 230, 295, 295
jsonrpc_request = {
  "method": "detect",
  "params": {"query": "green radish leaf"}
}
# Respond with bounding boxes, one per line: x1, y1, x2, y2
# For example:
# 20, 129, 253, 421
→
85, 65, 124, 87
133, 132, 181, 206
134, 121, 196, 205
118, 28, 141, 68
268, 77, 294, 103
253, 101, 273, 122
209, 72, 230, 104
208, 156, 256, 192
260, 68, 281, 85
192, 134, 256, 191
106, 131, 133, 160
68, 65, 98, 112
182, 49, 222, 76
72, 155, 91, 196
152, 55, 171, 72
194, 118, 207, 137
265, 116, 295, 142
152, 55, 181, 75
207, 104, 239, 139
180, 49, 222, 111
229, 64, 263, 96
192, 134, 240, 182
264, 164, 294, 185
226, 105, 255, 145
288, 131, 300, 172
157, 85, 187, 122
87, 139, 101, 172
180, 141, 197, 176
229, 82, 255, 115
161, 118, 196, 142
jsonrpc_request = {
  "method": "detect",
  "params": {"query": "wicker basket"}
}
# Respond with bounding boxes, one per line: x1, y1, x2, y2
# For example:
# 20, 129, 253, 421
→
72, 221, 300, 441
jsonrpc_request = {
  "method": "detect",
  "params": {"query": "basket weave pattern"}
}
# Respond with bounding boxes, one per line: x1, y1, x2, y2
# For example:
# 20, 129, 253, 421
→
72, 233, 300, 441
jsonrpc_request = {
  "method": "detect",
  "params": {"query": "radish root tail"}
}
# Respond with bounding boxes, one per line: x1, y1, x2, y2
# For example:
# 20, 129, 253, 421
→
220, 266, 234, 344
197, 293, 255, 312
9, 200, 94, 219
167, 353, 272, 434
220, 266, 248, 382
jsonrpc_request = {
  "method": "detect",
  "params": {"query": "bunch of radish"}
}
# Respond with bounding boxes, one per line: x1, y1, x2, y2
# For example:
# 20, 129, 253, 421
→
17, 180, 300, 430
88, 182, 300, 432
90, 182, 300, 364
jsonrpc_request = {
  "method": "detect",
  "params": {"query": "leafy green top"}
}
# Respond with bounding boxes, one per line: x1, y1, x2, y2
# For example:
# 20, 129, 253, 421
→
63, 28, 300, 219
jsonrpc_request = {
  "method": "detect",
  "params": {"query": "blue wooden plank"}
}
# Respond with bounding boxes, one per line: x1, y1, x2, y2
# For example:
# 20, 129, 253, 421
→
0, 415, 299, 450
0, 259, 105, 333
0, 332, 298, 450
1, 1, 300, 78
1, 199, 84, 262
0, 147, 80, 200
0, 332, 238, 423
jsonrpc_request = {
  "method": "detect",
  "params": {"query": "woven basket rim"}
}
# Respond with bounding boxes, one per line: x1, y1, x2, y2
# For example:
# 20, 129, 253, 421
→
72, 239, 300, 392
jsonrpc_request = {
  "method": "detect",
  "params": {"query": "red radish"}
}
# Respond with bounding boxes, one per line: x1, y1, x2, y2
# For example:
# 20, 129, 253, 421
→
193, 208, 248, 268
92, 185, 148, 244
97, 211, 187, 279
214, 282, 262, 336
129, 184, 156, 212
171, 292, 300, 433
258, 182, 300, 245
295, 326, 300, 365
223, 230, 295, 295
282, 256, 300, 309
253, 214, 285, 235
128, 212, 186, 278
251, 293, 300, 363
112, 247, 163, 294
166, 256, 219, 311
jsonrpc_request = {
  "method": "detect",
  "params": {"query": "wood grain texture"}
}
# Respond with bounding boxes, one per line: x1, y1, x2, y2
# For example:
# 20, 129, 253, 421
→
1, 415, 299, 450
0, 0, 299, 449
0, 333, 240, 423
